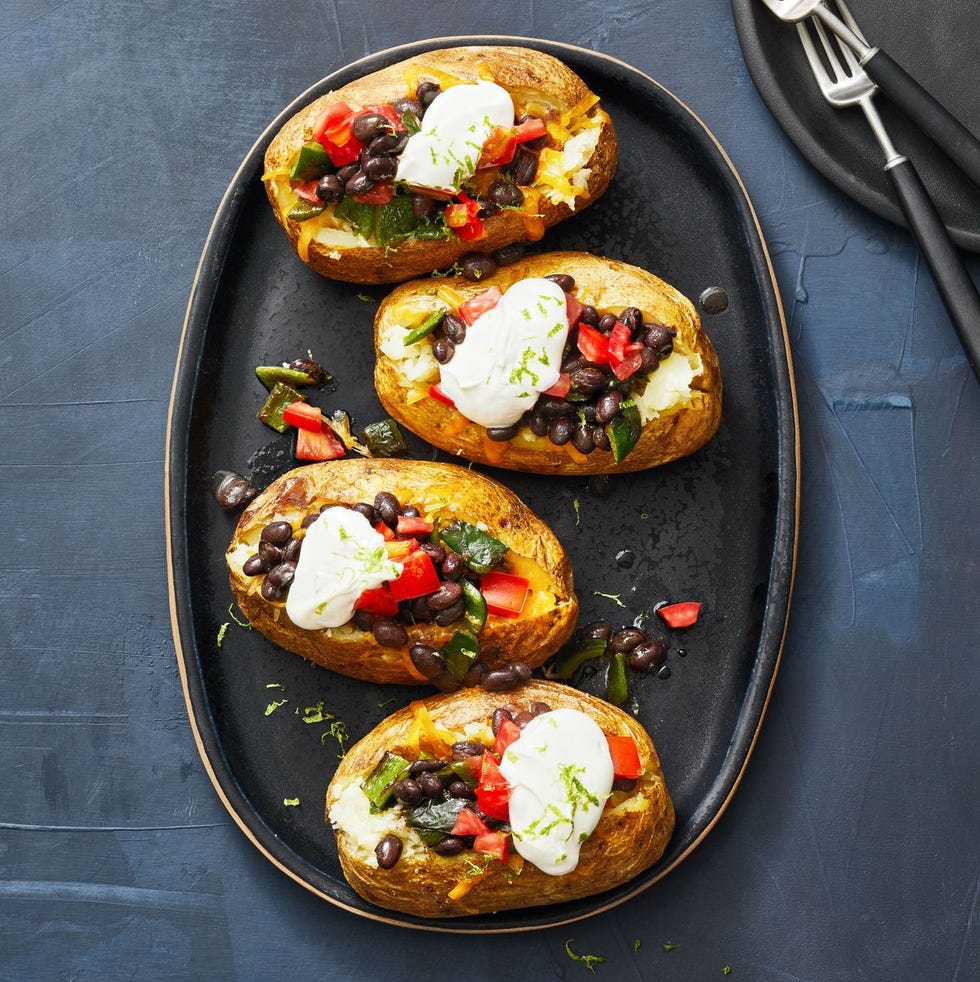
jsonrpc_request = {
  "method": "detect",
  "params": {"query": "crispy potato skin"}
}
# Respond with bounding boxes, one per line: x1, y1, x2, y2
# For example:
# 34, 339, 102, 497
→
326, 679, 674, 917
226, 459, 577, 684
263, 46, 616, 284
374, 251, 722, 475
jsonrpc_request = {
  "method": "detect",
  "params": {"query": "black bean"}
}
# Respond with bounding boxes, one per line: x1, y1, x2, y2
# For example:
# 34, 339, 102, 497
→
528, 413, 550, 437
260, 579, 281, 602
548, 418, 573, 446
345, 171, 375, 197
427, 582, 463, 611
513, 711, 535, 728
368, 131, 408, 157
408, 759, 448, 775
393, 778, 423, 806
300, 513, 319, 529
592, 425, 611, 452
375, 834, 402, 870
639, 347, 659, 375
493, 242, 525, 266
608, 628, 647, 653
411, 194, 436, 220
432, 669, 461, 693
391, 96, 424, 119
571, 366, 606, 395
410, 644, 444, 678
598, 313, 618, 332
529, 701, 552, 716
432, 338, 455, 363
373, 491, 401, 526
451, 741, 486, 760
486, 423, 519, 442
242, 554, 265, 577
441, 553, 464, 580
580, 403, 598, 423
562, 354, 585, 374
416, 80, 441, 107
315, 174, 344, 203
572, 425, 595, 454
408, 596, 434, 622
545, 273, 575, 293
448, 780, 477, 800
266, 562, 296, 590
211, 471, 258, 510
461, 662, 485, 688
582, 620, 613, 642
579, 305, 600, 327
619, 307, 643, 333
487, 178, 523, 208
480, 667, 521, 692
351, 112, 391, 143
351, 502, 376, 523
434, 599, 466, 627
283, 537, 303, 564
642, 324, 676, 358
595, 390, 623, 424
372, 618, 409, 648
511, 146, 538, 185
353, 610, 375, 631
460, 252, 498, 281
363, 154, 397, 180
433, 836, 466, 856
260, 521, 293, 546
336, 163, 359, 184
612, 777, 638, 792
417, 771, 444, 798
538, 396, 577, 418
629, 640, 667, 673
287, 357, 328, 384
401, 505, 420, 518
419, 542, 446, 564
258, 540, 283, 571
512, 662, 533, 682
441, 313, 466, 344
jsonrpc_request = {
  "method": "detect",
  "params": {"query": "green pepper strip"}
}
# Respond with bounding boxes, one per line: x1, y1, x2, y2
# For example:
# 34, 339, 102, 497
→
605, 400, 642, 463
255, 365, 318, 390
441, 630, 481, 681
361, 418, 408, 458
552, 637, 608, 680
402, 308, 447, 346
606, 651, 630, 707
460, 579, 488, 634
362, 751, 410, 811
256, 382, 306, 433
438, 521, 509, 575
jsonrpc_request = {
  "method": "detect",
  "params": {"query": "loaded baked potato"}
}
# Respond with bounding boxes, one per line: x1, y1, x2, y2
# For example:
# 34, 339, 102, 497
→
262, 46, 617, 283
326, 679, 674, 917
374, 251, 722, 474
225, 459, 577, 685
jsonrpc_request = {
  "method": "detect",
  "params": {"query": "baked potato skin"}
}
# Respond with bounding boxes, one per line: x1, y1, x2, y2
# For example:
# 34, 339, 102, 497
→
263, 47, 617, 284
326, 679, 675, 917
374, 251, 723, 475
226, 459, 577, 684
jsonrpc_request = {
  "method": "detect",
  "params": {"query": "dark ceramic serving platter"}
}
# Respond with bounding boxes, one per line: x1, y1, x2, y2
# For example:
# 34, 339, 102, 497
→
166, 37, 798, 932
733, 0, 980, 251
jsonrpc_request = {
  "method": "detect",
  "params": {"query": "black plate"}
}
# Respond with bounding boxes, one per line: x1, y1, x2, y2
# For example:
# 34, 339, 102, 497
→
733, 0, 980, 252
166, 36, 798, 932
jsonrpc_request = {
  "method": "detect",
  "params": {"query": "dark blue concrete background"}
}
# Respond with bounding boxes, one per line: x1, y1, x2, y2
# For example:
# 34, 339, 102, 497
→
2, 1, 978, 979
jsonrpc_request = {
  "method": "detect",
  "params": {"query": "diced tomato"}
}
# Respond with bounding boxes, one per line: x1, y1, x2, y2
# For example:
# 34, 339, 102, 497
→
353, 180, 394, 205
607, 321, 632, 362
565, 292, 585, 329
451, 808, 490, 838
445, 192, 484, 241
374, 520, 395, 541
576, 323, 611, 364
478, 126, 519, 169
428, 383, 455, 407
458, 285, 503, 326
396, 515, 433, 536
292, 180, 323, 204
383, 538, 418, 561
514, 117, 547, 142
605, 734, 643, 780
361, 103, 407, 132
459, 752, 484, 780
354, 583, 398, 617
281, 401, 323, 431
480, 571, 530, 618
610, 351, 644, 380
313, 102, 363, 166
388, 550, 441, 603
475, 752, 511, 822
473, 831, 509, 863
657, 601, 702, 628
294, 424, 345, 461
543, 372, 571, 398
493, 718, 522, 758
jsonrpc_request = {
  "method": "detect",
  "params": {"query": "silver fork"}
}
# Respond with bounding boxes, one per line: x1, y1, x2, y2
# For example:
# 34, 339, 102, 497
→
759, 0, 980, 190
799, 11, 980, 380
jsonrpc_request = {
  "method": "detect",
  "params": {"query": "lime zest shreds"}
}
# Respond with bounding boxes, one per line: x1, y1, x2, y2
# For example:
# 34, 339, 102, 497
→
216, 623, 229, 647
227, 603, 252, 629
593, 591, 626, 608
265, 700, 287, 716
283, 798, 300, 807
565, 940, 607, 973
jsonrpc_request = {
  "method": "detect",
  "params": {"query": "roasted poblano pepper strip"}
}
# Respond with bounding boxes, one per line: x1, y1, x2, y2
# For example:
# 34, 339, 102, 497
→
334, 196, 377, 239
402, 308, 446, 346
373, 195, 419, 249
289, 142, 334, 182
606, 650, 630, 707
255, 365, 319, 390
407, 796, 467, 845
362, 751, 410, 811
287, 198, 326, 222
257, 382, 306, 433
440, 630, 481, 681
552, 637, 608, 680
361, 418, 408, 457
605, 399, 642, 463
460, 579, 488, 634
438, 521, 509, 575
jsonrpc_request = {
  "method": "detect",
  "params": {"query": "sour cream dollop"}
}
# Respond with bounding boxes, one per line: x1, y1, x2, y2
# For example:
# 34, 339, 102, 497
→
498, 708, 614, 875
438, 277, 569, 428
285, 507, 401, 630
395, 81, 514, 194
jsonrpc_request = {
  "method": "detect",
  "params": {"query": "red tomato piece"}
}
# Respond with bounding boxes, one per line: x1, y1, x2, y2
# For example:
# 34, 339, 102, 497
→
374, 520, 395, 541
610, 351, 644, 380
353, 180, 394, 205
292, 180, 323, 204
428, 383, 455, 407
478, 126, 519, 169
576, 323, 611, 364
513, 117, 547, 142
388, 550, 441, 603
396, 515, 433, 536
354, 584, 398, 617
493, 718, 522, 758
458, 285, 504, 326
445, 193, 485, 241
281, 401, 322, 431
451, 808, 490, 838
361, 103, 407, 133
383, 538, 417, 561
313, 102, 363, 166
657, 601, 702, 629
473, 832, 510, 863
543, 372, 571, 398
475, 752, 511, 822
565, 292, 585, 330
480, 571, 530, 618
294, 424, 345, 462
607, 321, 632, 362
605, 734, 643, 780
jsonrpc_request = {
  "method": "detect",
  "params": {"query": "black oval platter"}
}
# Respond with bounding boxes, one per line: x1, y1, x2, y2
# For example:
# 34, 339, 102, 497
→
165, 36, 799, 932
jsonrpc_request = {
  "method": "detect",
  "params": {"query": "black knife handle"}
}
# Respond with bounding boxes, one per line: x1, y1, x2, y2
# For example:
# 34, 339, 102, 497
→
886, 158, 980, 380
864, 49, 980, 191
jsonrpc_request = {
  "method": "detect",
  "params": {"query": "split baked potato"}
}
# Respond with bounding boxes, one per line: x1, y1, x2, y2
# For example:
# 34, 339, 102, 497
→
374, 251, 722, 474
225, 459, 577, 684
262, 46, 617, 283
326, 678, 674, 918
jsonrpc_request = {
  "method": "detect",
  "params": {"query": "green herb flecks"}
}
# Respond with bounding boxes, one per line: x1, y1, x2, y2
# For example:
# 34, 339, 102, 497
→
282, 797, 300, 807
662, 942, 679, 952
593, 591, 626, 608
216, 623, 229, 647
227, 603, 252, 629
565, 939, 607, 973
265, 700, 287, 716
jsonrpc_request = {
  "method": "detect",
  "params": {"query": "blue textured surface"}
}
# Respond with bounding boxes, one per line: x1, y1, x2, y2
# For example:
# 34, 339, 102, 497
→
2, 1, 978, 980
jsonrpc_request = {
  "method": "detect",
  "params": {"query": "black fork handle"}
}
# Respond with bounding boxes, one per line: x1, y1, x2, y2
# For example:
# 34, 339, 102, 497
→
864, 49, 980, 191
886, 157, 980, 380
